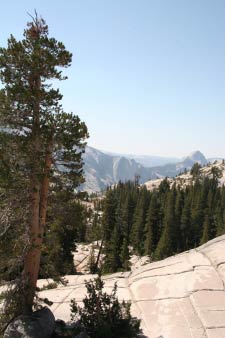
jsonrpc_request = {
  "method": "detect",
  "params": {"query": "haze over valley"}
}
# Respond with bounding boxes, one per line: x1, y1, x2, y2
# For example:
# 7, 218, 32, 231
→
82, 146, 222, 192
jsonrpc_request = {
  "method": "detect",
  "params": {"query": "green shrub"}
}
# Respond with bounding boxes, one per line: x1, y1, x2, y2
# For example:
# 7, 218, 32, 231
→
70, 276, 141, 338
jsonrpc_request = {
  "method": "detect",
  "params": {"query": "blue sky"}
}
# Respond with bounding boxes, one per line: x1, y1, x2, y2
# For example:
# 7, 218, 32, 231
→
1, 0, 225, 158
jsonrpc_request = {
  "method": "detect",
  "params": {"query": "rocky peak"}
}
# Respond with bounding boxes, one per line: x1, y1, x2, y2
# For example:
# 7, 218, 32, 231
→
184, 150, 207, 165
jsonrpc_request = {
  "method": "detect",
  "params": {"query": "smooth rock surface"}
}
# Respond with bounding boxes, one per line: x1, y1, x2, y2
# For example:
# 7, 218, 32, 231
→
38, 235, 225, 338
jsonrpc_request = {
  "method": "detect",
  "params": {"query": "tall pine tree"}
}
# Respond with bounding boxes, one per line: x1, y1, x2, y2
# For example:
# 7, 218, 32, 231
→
0, 14, 88, 315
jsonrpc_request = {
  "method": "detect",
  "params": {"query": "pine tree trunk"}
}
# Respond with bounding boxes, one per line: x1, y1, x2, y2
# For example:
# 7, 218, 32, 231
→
40, 140, 53, 239
22, 154, 41, 313
21, 73, 48, 314
22, 140, 53, 313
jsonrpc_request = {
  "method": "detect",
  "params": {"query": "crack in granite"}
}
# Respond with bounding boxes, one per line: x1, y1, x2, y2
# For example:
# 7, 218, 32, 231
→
197, 249, 225, 289
39, 235, 225, 338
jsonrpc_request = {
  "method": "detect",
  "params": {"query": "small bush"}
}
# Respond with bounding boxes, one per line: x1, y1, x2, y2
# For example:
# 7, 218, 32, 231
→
70, 276, 141, 338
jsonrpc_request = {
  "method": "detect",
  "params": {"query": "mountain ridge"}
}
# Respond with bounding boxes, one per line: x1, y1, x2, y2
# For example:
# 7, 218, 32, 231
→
81, 146, 213, 193
102, 149, 180, 167
144, 159, 225, 191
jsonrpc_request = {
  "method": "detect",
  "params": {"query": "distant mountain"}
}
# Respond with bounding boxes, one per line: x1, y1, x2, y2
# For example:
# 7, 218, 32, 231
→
104, 150, 180, 167
181, 150, 207, 166
129, 154, 180, 167
81, 147, 209, 193
81, 146, 150, 193
144, 159, 225, 191
174, 150, 207, 172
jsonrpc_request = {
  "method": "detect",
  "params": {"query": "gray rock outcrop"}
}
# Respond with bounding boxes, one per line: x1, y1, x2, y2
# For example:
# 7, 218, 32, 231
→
4, 307, 55, 338
38, 235, 225, 338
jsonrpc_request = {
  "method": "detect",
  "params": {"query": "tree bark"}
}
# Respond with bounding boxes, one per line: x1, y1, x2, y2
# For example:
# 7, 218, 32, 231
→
22, 138, 53, 313
22, 72, 45, 313
22, 150, 41, 313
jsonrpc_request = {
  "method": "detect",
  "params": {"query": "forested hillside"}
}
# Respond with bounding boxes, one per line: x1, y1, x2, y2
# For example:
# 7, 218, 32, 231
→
94, 166, 225, 273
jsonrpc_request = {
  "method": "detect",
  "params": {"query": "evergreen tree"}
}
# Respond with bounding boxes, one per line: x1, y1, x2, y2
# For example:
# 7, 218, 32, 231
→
98, 176, 224, 268
200, 210, 210, 244
103, 223, 123, 273
40, 191, 87, 277
174, 187, 184, 251
102, 188, 117, 242
131, 193, 146, 255
190, 181, 205, 246
0, 131, 29, 282
0, 14, 88, 315
154, 189, 175, 260
190, 163, 201, 177
102, 188, 121, 273
88, 245, 97, 274
120, 237, 131, 271
121, 193, 135, 241
211, 166, 222, 180
144, 193, 160, 256
88, 212, 102, 243
158, 178, 170, 195
70, 276, 141, 338
206, 189, 216, 239
215, 203, 225, 236
180, 193, 192, 251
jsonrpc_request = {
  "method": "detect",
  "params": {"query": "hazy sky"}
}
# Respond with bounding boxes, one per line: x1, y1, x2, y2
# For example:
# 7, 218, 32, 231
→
1, 0, 225, 158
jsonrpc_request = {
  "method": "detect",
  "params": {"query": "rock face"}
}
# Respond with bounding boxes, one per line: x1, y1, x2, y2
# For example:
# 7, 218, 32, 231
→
145, 160, 225, 191
82, 147, 209, 193
185, 150, 208, 164
38, 235, 225, 338
4, 307, 55, 338
82, 146, 150, 193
